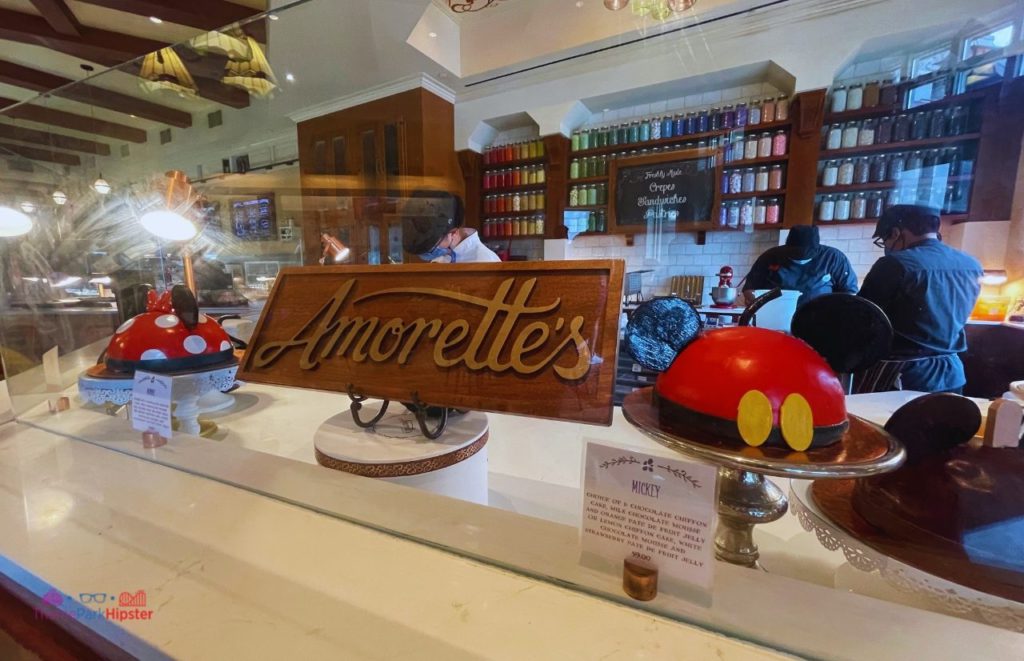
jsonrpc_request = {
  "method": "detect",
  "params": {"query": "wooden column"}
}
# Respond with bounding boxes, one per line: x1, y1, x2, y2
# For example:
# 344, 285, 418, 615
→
543, 134, 570, 239
786, 89, 827, 227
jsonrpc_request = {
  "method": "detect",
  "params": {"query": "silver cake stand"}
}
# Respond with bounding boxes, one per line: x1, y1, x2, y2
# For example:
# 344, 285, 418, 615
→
622, 387, 905, 568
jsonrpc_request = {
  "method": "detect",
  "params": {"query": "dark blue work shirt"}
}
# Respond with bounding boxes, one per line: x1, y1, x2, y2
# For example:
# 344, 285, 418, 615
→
744, 245, 858, 306
858, 238, 982, 391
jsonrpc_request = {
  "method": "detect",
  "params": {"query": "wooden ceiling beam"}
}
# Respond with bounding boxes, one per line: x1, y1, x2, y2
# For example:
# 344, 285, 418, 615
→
0, 142, 81, 166
0, 60, 192, 128
74, 0, 259, 32
28, 0, 83, 38
0, 7, 166, 68
0, 98, 147, 143
0, 123, 110, 155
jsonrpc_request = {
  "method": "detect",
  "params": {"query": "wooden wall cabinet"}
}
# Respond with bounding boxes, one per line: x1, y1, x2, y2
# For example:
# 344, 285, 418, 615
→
296, 88, 460, 265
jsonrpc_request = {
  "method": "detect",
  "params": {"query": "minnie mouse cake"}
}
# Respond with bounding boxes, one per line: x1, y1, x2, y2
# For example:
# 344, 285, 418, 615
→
103, 285, 236, 375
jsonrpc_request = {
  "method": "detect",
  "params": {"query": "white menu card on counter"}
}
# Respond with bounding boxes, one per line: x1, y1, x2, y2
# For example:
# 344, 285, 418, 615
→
131, 371, 173, 439
580, 440, 718, 601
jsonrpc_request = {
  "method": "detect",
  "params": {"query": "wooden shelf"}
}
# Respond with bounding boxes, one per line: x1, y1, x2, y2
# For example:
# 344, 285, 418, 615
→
723, 154, 790, 167
820, 133, 980, 158
721, 189, 787, 200
825, 104, 898, 124
565, 204, 607, 211
483, 209, 546, 218
482, 184, 547, 194
815, 175, 973, 195
567, 230, 609, 237
483, 234, 546, 240
567, 176, 609, 184
570, 119, 793, 158
814, 213, 968, 227
482, 157, 546, 171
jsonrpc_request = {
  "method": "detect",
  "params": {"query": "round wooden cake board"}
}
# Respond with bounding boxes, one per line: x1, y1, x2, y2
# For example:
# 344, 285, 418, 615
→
314, 402, 489, 505
812, 480, 1024, 604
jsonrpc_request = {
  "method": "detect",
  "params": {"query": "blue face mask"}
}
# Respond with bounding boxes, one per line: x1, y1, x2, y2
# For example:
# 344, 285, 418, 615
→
419, 246, 456, 263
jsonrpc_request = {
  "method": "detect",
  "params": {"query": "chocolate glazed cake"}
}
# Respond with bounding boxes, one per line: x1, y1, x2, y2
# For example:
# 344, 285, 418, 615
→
852, 393, 1024, 603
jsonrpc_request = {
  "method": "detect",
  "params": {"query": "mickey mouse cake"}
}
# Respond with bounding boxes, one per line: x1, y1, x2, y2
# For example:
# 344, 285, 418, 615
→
624, 297, 848, 452
104, 286, 236, 375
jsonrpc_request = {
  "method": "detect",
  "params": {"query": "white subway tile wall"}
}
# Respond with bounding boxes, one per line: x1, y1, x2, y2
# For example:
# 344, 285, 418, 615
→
556, 224, 885, 303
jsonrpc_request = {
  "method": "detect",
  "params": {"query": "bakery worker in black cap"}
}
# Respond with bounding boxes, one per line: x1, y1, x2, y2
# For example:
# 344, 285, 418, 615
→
858, 205, 982, 394
742, 225, 858, 307
402, 190, 499, 263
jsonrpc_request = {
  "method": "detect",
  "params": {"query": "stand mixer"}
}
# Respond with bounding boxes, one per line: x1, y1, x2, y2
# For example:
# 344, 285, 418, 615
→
711, 265, 738, 308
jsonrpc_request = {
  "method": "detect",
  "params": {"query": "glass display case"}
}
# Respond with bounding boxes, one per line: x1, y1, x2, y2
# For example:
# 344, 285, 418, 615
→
1, 0, 1023, 657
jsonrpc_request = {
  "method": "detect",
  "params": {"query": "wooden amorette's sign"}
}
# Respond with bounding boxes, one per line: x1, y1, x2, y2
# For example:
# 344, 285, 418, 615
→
239, 261, 625, 425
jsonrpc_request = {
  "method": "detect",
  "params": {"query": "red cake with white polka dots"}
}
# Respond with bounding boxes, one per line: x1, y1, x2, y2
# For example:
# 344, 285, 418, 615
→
104, 288, 236, 374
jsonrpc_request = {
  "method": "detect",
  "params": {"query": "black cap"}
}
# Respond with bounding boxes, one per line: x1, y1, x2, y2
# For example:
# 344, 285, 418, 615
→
400, 191, 464, 255
873, 204, 941, 239
784, 225, 820, 261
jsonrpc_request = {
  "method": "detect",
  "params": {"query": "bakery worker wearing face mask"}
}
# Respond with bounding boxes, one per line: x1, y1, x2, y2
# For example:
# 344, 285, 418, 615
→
402, 191, 500, 264
742, 225, 858, 307
857, 205, 982, 394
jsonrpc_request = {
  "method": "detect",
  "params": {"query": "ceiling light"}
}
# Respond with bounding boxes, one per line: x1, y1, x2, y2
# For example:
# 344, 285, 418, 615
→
576, 1, 584, 7
0, 206, 34, 237
980, 270, 1009, 286
223, 37, 278, 98
52, 191, 67, 205
140, 209, 197, 241
189, 31, 252, 60
604, 0, 696, 16
139, 48, 199, 98
149, 16, 163, 24
268, 14, 279, 20
429, 31, 438, 38
93, 177, 111, 195
20, 201, 36, 214
285, 73, 296, 82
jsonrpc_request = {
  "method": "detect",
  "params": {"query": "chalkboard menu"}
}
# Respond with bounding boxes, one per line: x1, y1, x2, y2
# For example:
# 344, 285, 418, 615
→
232, 194, 276, 240
609, 150, 716, 233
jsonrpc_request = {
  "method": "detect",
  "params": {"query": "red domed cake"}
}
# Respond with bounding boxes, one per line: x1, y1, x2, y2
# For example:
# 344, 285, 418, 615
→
105, 289, 235, 374
655, 326, 848, 451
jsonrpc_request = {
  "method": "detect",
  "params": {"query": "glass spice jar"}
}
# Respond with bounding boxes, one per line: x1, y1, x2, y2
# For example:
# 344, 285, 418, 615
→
722, 105, 736, 130
639, 120, 651, 142
729, 169, 744, 193
697, 110, 710, 133
650, 117, 662, 140
822, 160, 839, 186
838, 158, 855, 185
819, 195, 836, 222
742, 168, 756, 193
776, 96, 790, 121
889, 152, 906, 181
754, 198, 767, 224
762, 98, 776, 123
722, 171, 731, 194
739, 199, 754, 228
910, 112, 928, 141
826, 124, 843, 150
892, 114, 911, 142
876, 115, 894, 144
662, 116, 674, 139
835, 194, 852, 221
906, 150, 924, 171
854, 157, 870, 184
863, 81, 881, 108
766, 198, 781, 224
867, 191, 884, 218
755, 166, 770, 192
749, 100, 762, 126
769, 164, 784, 190
571, 132, 581, 152
869, 155, 888, 182
852, 192, 868, 220
880, 80, 898, 106
743, 134, 758, 160
858, 119, 877, 146
846, 84, 864, 111
727, 201, 741, 228
831, 86, 848, 114
772, 130, 788, 156
758, 133, 773, 158
736, 103, 749, 127
842, 122, 860, 148
710, 107, 722, 131
948, 106, 968, 136
929, 108, 948, 139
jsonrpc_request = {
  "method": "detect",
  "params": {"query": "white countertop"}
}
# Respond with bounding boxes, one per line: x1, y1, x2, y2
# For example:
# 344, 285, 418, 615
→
2, 383, 1022, 659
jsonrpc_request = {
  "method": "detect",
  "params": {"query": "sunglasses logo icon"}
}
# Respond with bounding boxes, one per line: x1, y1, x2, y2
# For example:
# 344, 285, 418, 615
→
78, 593, 110, 604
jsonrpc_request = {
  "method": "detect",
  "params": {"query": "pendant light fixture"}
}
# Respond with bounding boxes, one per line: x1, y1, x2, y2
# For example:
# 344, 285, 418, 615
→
139, 170, 198, 241
80, 64, 115, 196
139, 48, 199, 98
604, 0, 696, 16
92, 176, 111, 195
19, 201, 35, 214
0, 205, 33, 237
52, 190, 68, 206
223, 36, 277, 98
189, 31, 251, 60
